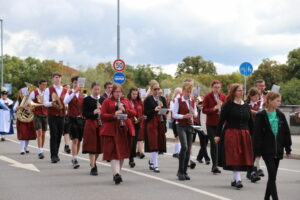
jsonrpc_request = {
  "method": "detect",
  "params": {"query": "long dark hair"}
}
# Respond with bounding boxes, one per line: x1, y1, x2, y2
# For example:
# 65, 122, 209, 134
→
127, 87, 141, 101
226, 83, 243, 102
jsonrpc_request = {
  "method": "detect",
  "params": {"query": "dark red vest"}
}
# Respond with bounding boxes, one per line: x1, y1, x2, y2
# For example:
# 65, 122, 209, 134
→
47, 86, 67, 117
177, 98, 195, 126
33, 90, 48, 116
67, 91, 84, 117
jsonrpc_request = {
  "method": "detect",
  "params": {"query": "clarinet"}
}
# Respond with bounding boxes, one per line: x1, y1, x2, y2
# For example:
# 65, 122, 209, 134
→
214, 93, 221, 115
188, 99, 194, 125
156, 96, 164, 122
96, 101, 102, 126
117, 97, 125, 127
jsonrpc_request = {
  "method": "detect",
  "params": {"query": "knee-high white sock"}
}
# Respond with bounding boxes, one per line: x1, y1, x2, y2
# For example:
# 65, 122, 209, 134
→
119, 159, 124, 172
111, 160, 120, 175
152, 152, 158, 168
255, 157, 261, 169
24, 140, 29, 151
233, 171, 241, 181
20, 140, 26, 152
174, 142, 181, 154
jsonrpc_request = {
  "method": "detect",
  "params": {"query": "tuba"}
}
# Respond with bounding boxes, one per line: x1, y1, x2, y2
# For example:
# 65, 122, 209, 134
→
16, 82, 43, 123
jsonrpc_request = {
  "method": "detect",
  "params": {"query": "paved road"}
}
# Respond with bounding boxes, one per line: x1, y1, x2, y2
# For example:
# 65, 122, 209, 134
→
0, 133, 299, 200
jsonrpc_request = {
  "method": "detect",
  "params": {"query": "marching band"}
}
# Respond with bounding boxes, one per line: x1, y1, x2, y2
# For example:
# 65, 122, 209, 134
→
0, 73, 292, 198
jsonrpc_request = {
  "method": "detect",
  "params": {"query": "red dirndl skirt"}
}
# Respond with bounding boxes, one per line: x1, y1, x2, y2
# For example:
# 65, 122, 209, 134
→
102, 121, 132, 160
144, 115, 167, 153
223, 128, 253, 168
82, 119, 102, 154
138, 120, 145, 141
17, 120, 36, 140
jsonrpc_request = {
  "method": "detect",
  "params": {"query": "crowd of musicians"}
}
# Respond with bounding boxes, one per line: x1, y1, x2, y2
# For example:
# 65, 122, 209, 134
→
0, 72, 293, 199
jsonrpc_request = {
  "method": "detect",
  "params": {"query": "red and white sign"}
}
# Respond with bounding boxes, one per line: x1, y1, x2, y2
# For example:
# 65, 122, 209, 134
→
113, 59, 126, 72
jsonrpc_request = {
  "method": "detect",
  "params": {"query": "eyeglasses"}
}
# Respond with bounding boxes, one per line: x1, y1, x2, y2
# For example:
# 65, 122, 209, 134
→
153, 88, 160, 91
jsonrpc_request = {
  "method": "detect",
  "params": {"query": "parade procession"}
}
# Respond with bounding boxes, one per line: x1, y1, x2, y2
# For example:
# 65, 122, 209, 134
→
1, 1, 300, 200
0, 73, 296, 200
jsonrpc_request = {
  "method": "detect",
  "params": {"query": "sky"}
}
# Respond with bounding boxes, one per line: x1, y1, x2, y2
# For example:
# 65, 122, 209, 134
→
1, 0, 300, 76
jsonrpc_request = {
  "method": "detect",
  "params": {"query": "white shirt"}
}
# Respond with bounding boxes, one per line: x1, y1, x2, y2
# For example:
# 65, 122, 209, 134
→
234, 100, 245, 105
169, 94, 181, 111
64, 89, 79, 104
43, 85, 63, 107
28, 89, 44, 103
172, 96, 198, 120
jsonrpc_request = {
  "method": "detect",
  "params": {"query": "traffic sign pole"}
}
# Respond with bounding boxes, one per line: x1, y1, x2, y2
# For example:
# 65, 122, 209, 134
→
239, 62, 253, 100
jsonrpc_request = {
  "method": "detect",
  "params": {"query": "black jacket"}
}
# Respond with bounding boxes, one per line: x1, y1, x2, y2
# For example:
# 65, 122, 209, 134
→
253, 109, 292, 159
143, 95, 168, 122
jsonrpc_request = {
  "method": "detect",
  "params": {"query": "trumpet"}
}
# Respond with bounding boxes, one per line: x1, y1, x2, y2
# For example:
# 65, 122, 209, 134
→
79, 87, 88, 96
263, 90, 271, 95
52, 93, 64, 110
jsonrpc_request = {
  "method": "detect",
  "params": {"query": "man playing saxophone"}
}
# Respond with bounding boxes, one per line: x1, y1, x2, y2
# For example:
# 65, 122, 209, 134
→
44, 72, 68, 163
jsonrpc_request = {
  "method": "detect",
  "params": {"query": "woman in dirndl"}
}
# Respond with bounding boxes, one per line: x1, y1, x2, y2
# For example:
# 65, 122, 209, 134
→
143, 80, 168, 173
215, 83, 254, 190
100, 84, 136, 185
82, 82, 102, 176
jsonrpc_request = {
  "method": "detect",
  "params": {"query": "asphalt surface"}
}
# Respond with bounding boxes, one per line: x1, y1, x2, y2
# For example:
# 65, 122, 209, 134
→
0, 133, 300, 200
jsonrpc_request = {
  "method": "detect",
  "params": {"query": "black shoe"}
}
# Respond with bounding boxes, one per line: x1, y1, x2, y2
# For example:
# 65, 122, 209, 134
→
64, 145, 71, 154
189, 160, 196, 169
184, 173, 191, 180
136, 152, 140, 157
90, 166, 98, 176
72, 159, 80, 169
153, 167, 160, 173
212, 167, 221, 174
139, 153, 145, 159
256, 169, 264, 177
231, 181, 236, 187
20, 152, 25, 155
173, 153, 179, 158
25, 150, 30, 154
38, 153, 44, 159
149, 160, 154, 170
113, 173, 122, 185
205, 160, 210, 165
250, 173, 261, 183
51, 157, 58, 163
235, 181, 243, 189
56, 156, 60, 162
129, 161, 136, 168
1, 137, 5, 141
196, 158, 203, 163
177, 172, 186, 181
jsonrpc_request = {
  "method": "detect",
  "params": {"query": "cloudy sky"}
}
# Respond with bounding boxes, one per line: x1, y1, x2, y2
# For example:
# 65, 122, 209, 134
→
1, 0, 300, 76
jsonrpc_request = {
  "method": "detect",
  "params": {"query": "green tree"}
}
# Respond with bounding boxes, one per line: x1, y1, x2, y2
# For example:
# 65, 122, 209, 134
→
279, 78, 300, 105
248, 59, 289, 90
133, 65, 156, 87
175, 56, 217, 77
287, 48, 300, 79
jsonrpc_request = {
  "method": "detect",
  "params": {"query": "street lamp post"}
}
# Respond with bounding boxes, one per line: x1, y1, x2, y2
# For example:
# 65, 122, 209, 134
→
0, 19, 3, 87
117, 0, 120, 59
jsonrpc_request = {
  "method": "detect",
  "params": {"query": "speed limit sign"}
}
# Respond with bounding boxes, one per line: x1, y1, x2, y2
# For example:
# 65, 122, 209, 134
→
113, 59, 126, 72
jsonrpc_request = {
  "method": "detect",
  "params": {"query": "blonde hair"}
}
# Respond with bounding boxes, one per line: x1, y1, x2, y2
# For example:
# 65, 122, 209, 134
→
148, 80, 160, 96
172, 87, 182, 100
182, 82, 193, 92
265, 91, 281, 108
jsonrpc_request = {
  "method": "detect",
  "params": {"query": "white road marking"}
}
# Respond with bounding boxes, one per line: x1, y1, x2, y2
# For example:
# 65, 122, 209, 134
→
0, 155, 40, 172
5, 138, 231, 200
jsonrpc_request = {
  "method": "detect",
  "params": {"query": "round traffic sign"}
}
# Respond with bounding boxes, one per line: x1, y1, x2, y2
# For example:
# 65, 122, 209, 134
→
239, 62, 253, 76
113, 72, 126, 85
113, 59, 126, 72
